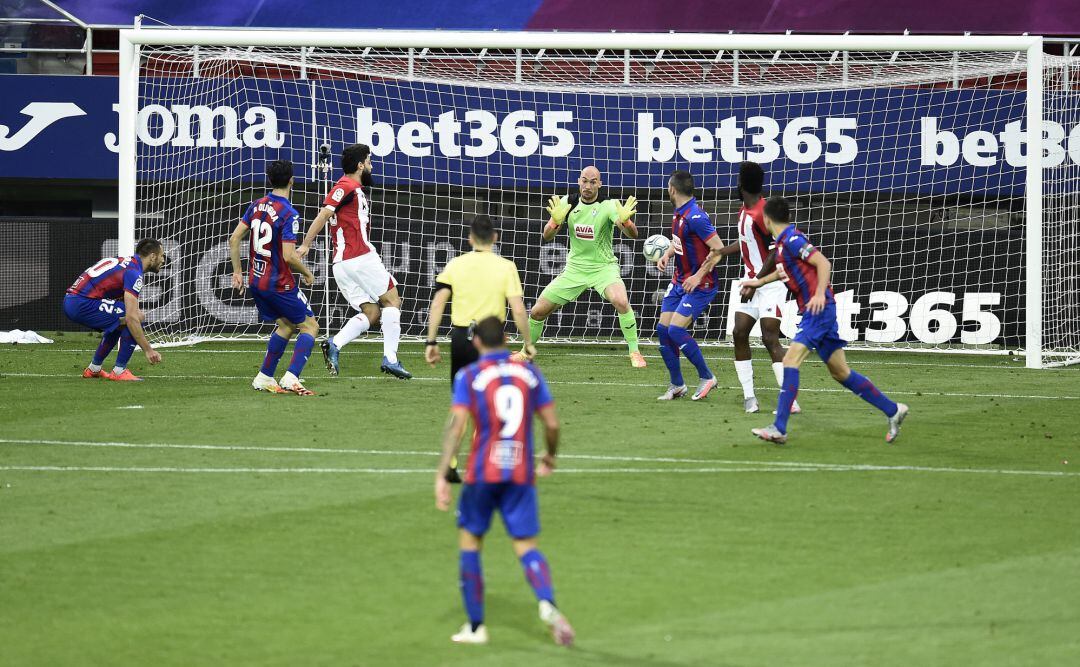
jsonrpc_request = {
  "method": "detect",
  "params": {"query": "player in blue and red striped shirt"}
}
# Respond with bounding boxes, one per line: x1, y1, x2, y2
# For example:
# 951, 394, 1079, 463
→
742, 197, 909, 444
655, 170, 725, 401
434, 317, 573, 648
229, 160, 319, 396
63, 238, 166, 381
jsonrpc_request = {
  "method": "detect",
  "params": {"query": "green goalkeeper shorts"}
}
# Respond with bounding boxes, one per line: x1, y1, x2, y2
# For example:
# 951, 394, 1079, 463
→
539, 263, 624, 306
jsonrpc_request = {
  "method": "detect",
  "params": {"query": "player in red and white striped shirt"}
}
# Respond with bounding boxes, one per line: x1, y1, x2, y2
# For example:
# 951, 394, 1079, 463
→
723, 162, 800, 415
298, 143, 411, 380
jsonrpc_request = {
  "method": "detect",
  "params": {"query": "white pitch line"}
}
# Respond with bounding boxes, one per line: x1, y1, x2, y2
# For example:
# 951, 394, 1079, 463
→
1, 437, 1076, 478
0, 373, 1072, 401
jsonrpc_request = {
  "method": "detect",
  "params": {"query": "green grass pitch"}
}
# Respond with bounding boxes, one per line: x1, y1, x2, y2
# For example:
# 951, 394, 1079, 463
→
1, 336, 1078, 666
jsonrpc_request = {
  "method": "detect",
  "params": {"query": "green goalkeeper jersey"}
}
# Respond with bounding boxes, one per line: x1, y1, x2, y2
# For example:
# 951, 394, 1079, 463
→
559, 195, 622, 270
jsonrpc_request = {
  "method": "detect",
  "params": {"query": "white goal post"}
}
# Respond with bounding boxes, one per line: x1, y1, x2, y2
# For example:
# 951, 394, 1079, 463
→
116, 29, 1078, 368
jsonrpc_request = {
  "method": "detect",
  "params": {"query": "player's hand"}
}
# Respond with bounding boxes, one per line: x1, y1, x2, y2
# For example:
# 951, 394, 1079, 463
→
683, 273, 702, 293
231, 272, 245, 294
434, 475, 452, 511
300, 272, 314, 286
741, 278, 763, 290
656, 254, 670, 272
145, 349, 162, 365
614, 195, 637, 223
523, 343, 537, 360
807, 294, 826, 315
546, 195, 571, 225
296, 245, 310, 259
537, 454, 556, 477
426, 344, 441, 367
740, 284, 757, 301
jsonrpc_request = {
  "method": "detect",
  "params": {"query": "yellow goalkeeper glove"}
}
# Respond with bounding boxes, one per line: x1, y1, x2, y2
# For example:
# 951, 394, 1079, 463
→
614, 195, 638, 223
546, 195, 572, 225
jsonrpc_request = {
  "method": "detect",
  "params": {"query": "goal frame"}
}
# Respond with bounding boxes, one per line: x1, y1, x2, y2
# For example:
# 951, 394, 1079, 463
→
117, 29, 1046, 366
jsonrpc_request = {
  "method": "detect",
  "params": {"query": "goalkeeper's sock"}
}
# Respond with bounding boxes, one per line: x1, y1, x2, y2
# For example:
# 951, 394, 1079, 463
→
528, 317, 545, 347
668, 326, 712, 380
841, 371, 898, 417
617, 310, 640, 353
381, 307, 401, 364
460, 550, 485, 631
735, 359, 755, 399
774, 367, 800, 433
261, 332, 288, 377
93, 329, 121, 367
287, 333, 315, 378
333, 313, 370, 349
655, 324, 684, 387
112, 328, 137, 373
519, 549, 555, 604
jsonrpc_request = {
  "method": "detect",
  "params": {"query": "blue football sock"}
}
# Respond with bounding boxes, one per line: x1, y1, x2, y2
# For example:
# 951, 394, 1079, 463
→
113, 328, 136, 372
287, 333, 315, 378
841, 371, 899, 417
93, 329, 121, 366
656, 324, 684, 386
261, 333, 288, 377
460, 550, 484, 630
520, 549, 555, 604
774, 367, 800, 433
668, 326, 712, 380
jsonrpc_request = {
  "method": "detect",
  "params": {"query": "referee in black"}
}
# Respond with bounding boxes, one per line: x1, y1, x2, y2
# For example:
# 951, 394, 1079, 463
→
425, 215, 535, 481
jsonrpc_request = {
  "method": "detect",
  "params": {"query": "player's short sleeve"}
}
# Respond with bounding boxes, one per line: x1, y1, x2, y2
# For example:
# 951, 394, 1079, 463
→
123, 266, 143, 297
502, 260, 523, 299
688, 210, 718, 242
435, 257, 456, 290
531, 365, 554, 407
787, 233, 817, 261
281, 210, 298, 243
451, 369, 471, 407
239, 202, 255, 227
324, 181, 355, 211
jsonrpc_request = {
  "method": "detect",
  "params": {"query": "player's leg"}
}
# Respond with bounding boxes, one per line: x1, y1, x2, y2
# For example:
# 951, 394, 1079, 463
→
656, 289, 688, 400
252, 319, 293, 393
824, 348, 908, 443
665, 289, 718, 400
516, 272, 587, 358
502, 484, 573, 647
109, 308, 145, 381
278, 315, 318, 395
376, 286, 412, 379
63, 296, 114, 378
752, 342, 811, 443
732, 311, 759, 412
760, 315, 801, 415
601, 278, 645, 368
453, 484, 493, 644
86, 328, 121, 377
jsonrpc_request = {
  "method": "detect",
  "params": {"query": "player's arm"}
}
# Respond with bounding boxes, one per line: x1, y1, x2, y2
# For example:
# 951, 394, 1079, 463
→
718, 240, 741, 257
282, 241, 315, 286
740, 248, 777, 300
805, 251, 831, 314
613, 196, 639, 239
297, 206, 335, 258
542, 195, 571, 242
655, 242, 677, 272
536, 403, 560, 476
122, 291, 160, 365
742, 269, 782, 288
425, 285, 451, 367
229, 221, 249, 293
682, 234, 726, 293
434, 406, 469, 510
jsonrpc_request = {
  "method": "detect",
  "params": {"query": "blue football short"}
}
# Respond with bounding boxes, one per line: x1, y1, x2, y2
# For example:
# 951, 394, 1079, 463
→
63, 294, 125, 333
457, 482, 540, 540
250, 287, 313, 325
793, 303, 847, 362
661, 282, 718, 322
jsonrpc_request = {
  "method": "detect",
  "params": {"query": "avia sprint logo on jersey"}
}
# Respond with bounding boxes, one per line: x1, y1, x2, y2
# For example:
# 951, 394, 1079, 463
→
574, 224, 595, 240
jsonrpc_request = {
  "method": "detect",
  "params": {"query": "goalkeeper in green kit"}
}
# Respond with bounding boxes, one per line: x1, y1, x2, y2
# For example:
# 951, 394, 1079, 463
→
513, 166, 646, 368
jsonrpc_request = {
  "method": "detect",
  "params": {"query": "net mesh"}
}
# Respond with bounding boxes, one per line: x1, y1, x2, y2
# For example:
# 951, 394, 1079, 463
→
128, 41, 1079, 366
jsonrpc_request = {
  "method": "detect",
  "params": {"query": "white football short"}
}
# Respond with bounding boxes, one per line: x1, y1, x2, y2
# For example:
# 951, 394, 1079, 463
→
737, 280, 788, 321
333, 253, 397, 310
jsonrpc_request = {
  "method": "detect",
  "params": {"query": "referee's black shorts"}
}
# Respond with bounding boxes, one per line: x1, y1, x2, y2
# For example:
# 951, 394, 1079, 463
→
450, 324, 480, 388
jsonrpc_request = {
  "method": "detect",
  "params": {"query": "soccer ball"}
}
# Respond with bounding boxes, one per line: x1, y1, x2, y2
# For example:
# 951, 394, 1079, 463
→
642, 235, 671, 263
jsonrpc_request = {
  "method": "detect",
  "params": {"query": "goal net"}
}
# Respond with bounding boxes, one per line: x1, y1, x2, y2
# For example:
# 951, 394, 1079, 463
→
118, 31, 1079, 368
